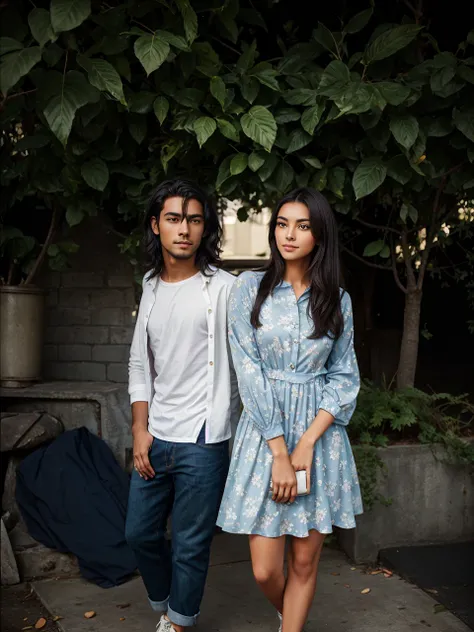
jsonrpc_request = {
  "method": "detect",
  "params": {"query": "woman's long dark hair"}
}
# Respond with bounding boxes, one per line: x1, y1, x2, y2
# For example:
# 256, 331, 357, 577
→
251, 187, 344, 340
143, 178, 222, 279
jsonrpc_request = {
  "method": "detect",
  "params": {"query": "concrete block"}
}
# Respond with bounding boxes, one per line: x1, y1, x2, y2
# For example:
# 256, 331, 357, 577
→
59, 289, 91, 307
58, 345, 92, 362
16, 544, 80, 581
48, 362, 107, 381
43, 345, 57, 362
46, 326, 109, 345
61, 272, 105, 288
48, 308, 92, 326
92, 345, 129, 363
107, 274, 133, 288
107, 363, 128, 383
91, 308, 133, 326
1, 519, 20, 585
45, 289, 58, 307
336, 443, 474, 563
89, 290, 132, 309
110, 327, 133, 345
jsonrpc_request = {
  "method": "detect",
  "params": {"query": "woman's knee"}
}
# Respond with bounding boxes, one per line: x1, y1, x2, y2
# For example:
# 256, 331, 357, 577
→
252, 563, 282, 586
289, 551, 318, 581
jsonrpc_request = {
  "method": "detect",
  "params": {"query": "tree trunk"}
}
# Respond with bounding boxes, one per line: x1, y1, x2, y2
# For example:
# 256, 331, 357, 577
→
397, 288, 422, 389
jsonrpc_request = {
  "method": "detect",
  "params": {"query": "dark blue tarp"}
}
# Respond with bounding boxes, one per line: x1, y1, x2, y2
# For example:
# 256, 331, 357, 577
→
16, 427, 136, 588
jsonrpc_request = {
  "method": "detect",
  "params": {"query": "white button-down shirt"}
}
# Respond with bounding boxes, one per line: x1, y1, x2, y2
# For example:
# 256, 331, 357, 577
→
128, 267, 241, 443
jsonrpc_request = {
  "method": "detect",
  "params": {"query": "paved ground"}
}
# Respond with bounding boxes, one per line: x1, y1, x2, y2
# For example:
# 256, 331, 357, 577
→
31, 534, 471, 632
380, 541, 474, 629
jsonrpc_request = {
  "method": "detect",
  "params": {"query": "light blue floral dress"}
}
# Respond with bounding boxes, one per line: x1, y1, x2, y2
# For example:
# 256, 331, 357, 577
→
217, 271, 363, 537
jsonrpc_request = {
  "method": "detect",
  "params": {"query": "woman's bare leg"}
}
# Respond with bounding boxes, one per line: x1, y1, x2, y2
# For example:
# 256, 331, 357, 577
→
249, 534, 286, 614
282, 530, 326, 632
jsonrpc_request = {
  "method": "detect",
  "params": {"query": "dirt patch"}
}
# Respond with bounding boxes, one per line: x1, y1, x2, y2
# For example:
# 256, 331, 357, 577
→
1, 584, 61, 632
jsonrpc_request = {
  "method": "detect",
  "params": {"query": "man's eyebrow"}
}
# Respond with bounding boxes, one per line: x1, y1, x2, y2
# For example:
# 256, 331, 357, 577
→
163, 211, 203, 219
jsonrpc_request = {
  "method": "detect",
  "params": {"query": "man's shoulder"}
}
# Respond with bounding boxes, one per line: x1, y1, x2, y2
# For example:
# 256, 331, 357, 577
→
209, 267, 238, 287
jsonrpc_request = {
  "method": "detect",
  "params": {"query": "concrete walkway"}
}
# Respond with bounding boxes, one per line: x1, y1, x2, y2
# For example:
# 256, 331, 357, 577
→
32, 534, 470, 632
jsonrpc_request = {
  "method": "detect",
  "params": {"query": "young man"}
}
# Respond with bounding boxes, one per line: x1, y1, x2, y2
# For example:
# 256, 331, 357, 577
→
125, 179, 240, 631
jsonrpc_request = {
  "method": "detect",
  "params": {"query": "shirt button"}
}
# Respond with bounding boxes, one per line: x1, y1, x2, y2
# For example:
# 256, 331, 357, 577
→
208, 308, 213, 314
289, 363, 295, 370
209, 334, 213, 339
209, 361, 214, 366
294, 339, 298, 344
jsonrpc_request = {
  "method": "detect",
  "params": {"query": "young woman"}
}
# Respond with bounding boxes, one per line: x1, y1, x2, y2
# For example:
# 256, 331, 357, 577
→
217, 187, 363, 632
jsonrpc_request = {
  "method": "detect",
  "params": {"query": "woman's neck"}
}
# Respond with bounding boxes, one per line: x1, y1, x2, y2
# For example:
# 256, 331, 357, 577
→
283, 258, 311, 287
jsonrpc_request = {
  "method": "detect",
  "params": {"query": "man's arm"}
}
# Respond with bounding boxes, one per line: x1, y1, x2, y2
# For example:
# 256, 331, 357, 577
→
132, 402, 155, 480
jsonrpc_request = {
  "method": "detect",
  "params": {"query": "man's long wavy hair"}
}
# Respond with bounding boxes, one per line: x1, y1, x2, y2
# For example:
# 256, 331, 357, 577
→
250, 187, 344, 340
143, 178, 222, 279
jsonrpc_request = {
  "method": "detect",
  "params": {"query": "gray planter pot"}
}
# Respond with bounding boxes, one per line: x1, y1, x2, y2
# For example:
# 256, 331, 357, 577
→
336, 443, 474, 563
0, 285, 46, 388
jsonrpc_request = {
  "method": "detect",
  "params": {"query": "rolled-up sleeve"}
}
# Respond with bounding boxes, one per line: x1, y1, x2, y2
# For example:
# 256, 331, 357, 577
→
228, 272, 284, 441
319, 291, 360, 426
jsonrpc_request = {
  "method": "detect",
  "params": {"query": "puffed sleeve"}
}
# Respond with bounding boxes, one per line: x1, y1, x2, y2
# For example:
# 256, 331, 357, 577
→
319, 291, 360, 426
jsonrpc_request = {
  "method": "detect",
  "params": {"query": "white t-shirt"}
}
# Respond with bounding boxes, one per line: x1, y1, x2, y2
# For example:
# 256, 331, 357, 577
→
147, 272, 209, 442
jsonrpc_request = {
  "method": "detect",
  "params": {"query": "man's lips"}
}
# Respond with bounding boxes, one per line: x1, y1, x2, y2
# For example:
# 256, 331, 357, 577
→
176, 242, 192, 246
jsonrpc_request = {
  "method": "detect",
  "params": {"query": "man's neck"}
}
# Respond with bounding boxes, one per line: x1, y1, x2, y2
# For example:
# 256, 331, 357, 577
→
161, 252, 200, 283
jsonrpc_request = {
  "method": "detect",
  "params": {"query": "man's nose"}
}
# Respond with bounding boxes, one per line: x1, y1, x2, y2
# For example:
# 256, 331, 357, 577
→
179, 220, 189, 234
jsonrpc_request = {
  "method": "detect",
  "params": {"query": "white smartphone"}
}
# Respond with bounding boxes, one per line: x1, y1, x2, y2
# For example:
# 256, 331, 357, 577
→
270, 470, 310, 497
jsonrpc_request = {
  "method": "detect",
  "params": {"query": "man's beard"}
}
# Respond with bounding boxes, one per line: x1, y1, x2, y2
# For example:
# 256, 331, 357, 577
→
163, 245, 197, 260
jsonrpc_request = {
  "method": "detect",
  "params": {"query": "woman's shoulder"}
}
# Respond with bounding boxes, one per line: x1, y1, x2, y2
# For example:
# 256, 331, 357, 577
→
234, 270, 265, 290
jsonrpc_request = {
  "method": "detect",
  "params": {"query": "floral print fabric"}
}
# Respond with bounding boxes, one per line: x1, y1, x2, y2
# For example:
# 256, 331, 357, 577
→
217, 271, 363, 537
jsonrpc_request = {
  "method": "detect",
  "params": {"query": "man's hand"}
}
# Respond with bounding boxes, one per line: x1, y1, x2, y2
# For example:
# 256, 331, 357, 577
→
133, 430, 155, 480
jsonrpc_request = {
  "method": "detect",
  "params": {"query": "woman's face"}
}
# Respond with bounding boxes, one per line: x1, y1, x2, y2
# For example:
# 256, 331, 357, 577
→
274, 201, 317, 262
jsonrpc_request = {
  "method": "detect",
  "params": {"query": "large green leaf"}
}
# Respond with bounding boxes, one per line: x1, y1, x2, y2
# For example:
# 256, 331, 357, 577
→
258, 153, 279, 181
363, 240, 385, 256
43, 70, 99, 146
313, 23, 339, 54
230, 153, 248, 176
129, 116, 147, 144
129, 91, 155, 114
248, 151, 266, 172
275, 161, 294, 192
275, 108, 301, 123
210, 76, 226, 109
304, 156, 323, 169
284, 88, 318, 106
174, 88, 204, 108
253, 68, 280, 91
216, 155, 233, 189
134, 34, 170, 76
458, 64, 474, 85
66, 206, 84, 227
217, 118, 239, 142
453, 108, 474, 142
352, 158, 387, 199
318, 60, 351, 98
365, 25, 421, 63
154, 96, 169, 125
81, 158, 109, 191
28, 9, 55, 48
376, 81, 411, 105
193, 116, 217, 147
0, 38, 23, 56
79, 56, 126, 105
0, 47, 42, 94
431, 66, 456, 93
176, 0, 198, 44
328, 166, 346, 199
286, 129, 312, 154
386, 155, 413, 185
241, 106, 277, 152
241, 76, 260, 103
389, 115, 419, 149
301, 104, 324, 135
344, 7, 373, 34
156, 30, 189, 52
51, 0, 91, 33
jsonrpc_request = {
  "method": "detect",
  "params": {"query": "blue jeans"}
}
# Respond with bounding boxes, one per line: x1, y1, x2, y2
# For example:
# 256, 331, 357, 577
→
125, 428, 229, 627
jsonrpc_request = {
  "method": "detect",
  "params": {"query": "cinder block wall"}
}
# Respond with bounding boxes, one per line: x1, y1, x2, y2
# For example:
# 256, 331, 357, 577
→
39, 217, 137, 383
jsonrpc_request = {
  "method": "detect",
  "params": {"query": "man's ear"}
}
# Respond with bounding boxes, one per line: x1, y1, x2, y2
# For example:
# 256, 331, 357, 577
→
151, 216, 159, 235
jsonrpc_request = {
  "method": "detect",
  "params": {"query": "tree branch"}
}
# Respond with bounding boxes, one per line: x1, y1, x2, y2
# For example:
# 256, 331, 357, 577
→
355, 217, 402, 235
341, 247, 392, 271
390, 236, 407, 294
24, 207, 60, 285
400, 230, 417, 290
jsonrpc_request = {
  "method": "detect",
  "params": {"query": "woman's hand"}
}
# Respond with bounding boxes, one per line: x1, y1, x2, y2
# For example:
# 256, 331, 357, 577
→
290, 435, 315, 492
271, 454, 298, 503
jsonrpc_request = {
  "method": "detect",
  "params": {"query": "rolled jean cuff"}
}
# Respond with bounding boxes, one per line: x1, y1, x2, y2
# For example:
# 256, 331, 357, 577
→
148, 595, 169, 612
168, 605, 200, 627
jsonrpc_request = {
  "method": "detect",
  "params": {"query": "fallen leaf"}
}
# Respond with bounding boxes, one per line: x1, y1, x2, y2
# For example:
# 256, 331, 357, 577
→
361, 588, 371, 594
331, 572, 340, 576
120, 617, 126, 621
384, 573, 393, 578
382, 568, 393, 575
433, 604, 447, 614
370, 570, 382, 575
35, 618, 47, 629
84, 611, 96, 619
426, 589, 439, 595
350, 567, 357, 571
344, 583, 351, 588
53, 615, 63, 621
21, 627, 33, 631
117, 603, 131, 609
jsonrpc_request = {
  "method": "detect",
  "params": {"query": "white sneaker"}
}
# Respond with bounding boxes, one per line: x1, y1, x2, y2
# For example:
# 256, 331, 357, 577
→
278, 611, 283, 632
156, 615, 176, 632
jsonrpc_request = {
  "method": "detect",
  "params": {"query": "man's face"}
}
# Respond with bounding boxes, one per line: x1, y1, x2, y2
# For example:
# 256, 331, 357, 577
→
151, 196, 205, 261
